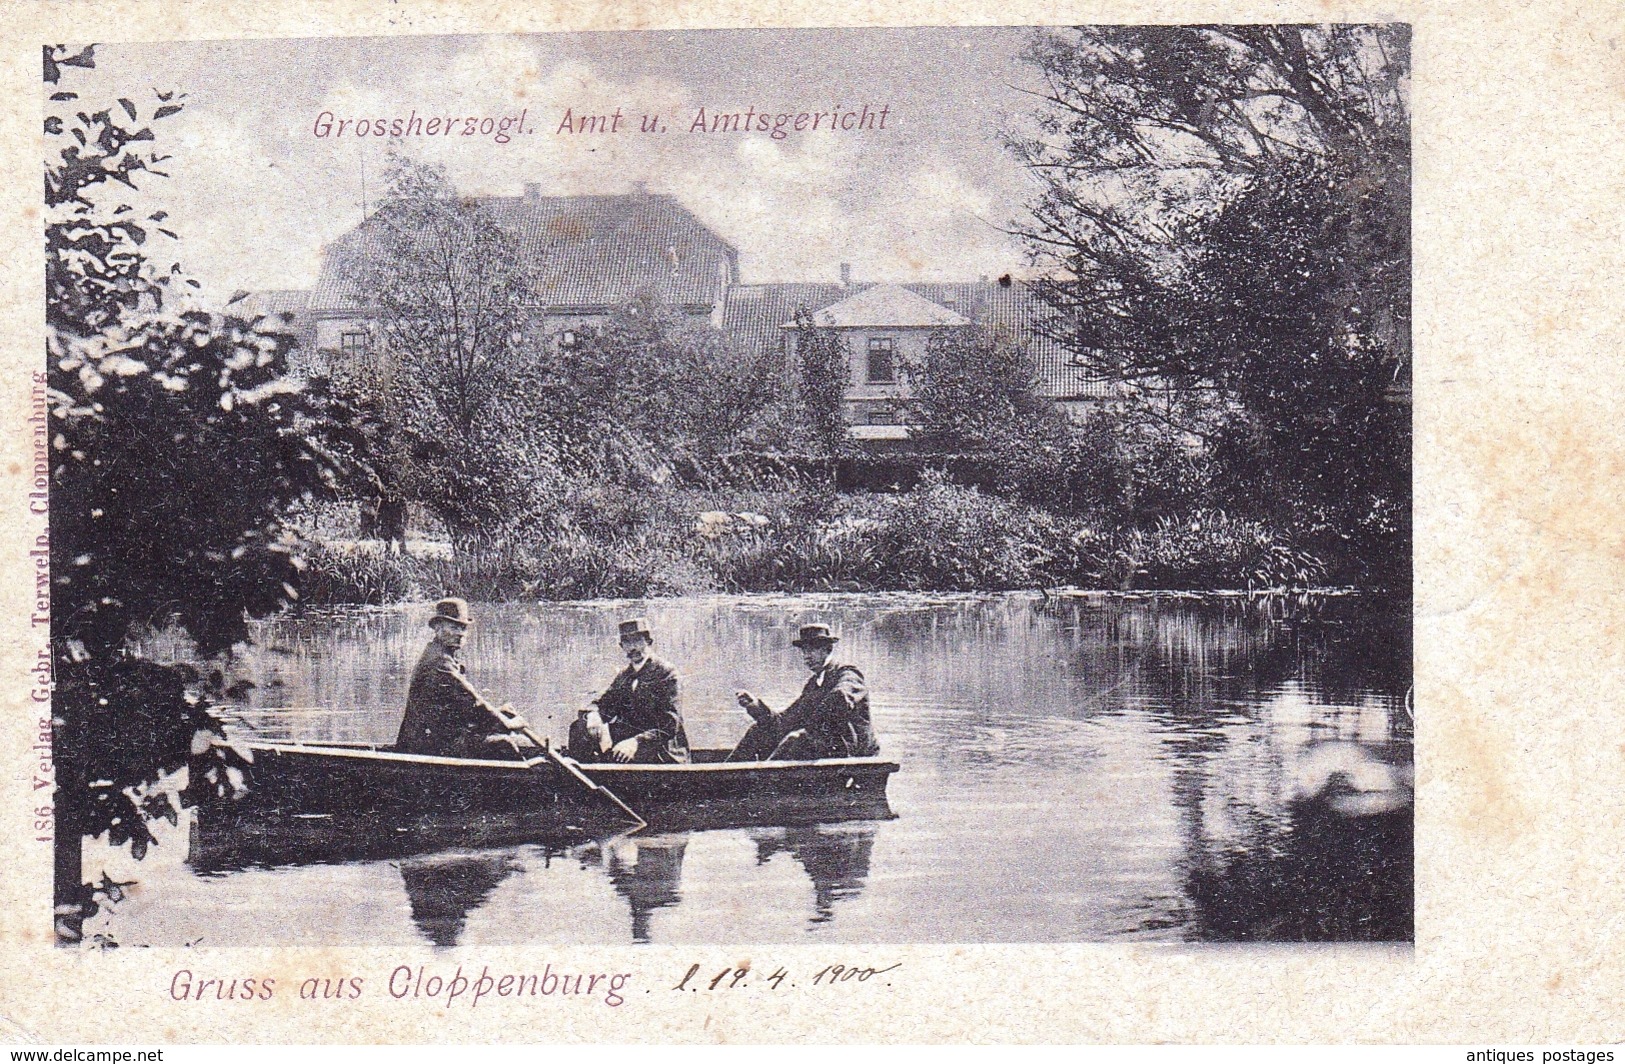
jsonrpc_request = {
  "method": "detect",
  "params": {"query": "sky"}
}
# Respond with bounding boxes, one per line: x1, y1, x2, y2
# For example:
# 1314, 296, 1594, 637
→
75, 28, 1054, 300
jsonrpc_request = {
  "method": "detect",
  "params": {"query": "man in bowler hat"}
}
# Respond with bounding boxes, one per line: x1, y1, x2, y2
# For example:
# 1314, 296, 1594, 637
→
727, 623, 880, 761
395, 597, 511, 758
569, 619, 691, 764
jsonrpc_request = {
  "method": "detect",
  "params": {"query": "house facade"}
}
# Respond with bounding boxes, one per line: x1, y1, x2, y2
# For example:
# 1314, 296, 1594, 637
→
780, 283, 970, 441
263, 184, 1109, 439
721, 274, 1112, 439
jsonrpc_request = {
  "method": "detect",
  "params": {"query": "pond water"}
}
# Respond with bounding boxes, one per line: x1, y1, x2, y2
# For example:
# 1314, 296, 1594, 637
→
88, 592, 1412, 946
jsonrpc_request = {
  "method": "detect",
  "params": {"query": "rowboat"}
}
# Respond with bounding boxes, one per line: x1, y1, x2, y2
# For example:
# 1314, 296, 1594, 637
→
188, 739, 899, 870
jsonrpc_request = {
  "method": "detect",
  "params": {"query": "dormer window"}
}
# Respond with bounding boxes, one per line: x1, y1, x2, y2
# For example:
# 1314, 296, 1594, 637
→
866, 337, 896, 384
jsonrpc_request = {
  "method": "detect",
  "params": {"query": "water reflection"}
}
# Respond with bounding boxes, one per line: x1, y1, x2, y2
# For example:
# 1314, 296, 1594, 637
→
752, 825, 876, 927
580, 834, 689, 944
399, 852, 523, 948
92, 592, 1411, 945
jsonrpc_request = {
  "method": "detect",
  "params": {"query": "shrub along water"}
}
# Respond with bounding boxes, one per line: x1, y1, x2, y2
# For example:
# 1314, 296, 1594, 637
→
301, 475, 1331, 606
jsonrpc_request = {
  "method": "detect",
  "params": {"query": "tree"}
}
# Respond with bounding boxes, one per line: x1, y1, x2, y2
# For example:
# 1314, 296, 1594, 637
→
1009, 25, 1410, 581
333, 156, 557, 546
1186, 155, 1411, 577
790, 311, 850, 456
536, 293, 771, 480
45, 45, 359, 938
906, 325, 1063, 454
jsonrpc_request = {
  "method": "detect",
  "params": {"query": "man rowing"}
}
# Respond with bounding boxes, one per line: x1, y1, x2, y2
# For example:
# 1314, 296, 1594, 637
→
569, 619, 691, 764
726, 623, 880, 761
394, 597, 518, 758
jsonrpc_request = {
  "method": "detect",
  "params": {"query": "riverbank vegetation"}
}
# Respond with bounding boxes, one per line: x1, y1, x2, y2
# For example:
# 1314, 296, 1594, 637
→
298, 470, 1331, 606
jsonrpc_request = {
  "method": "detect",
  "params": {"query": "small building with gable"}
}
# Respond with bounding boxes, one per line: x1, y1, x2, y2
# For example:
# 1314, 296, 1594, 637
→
722, 270, 1111, 443
782, 283, 970, 441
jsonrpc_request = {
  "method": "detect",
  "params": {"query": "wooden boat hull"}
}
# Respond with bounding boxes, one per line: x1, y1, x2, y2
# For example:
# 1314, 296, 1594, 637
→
189, 740, 898, 869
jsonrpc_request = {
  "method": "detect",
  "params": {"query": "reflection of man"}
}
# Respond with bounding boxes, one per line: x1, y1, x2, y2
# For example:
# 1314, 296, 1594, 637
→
601, 834, 689, 944
754, 825, 877, 926
398, 852, 521, 948
394, 598, 506, 758
727, 623, 880, 761
569, 619, 690, 764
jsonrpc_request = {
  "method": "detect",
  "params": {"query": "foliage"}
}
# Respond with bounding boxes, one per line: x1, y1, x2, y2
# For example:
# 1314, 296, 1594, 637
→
866, 474, 1064, 590
332, 155, 560, 546
297, 543, 421, 606
791, 311, 851, 456
51, 315, 349, 657
905, 325, 1065, 454
1189, 157, 1411, 582
1010, 411, 1218, 527
535, 293, 772, 480
1095, 508, 1328, 591
44, 45, 358, 926
1011, 26, 1410, 586
304, 476, 1080, 599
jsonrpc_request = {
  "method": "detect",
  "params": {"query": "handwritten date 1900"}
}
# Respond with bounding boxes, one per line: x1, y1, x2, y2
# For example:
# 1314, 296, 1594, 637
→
671, 961, 900, 992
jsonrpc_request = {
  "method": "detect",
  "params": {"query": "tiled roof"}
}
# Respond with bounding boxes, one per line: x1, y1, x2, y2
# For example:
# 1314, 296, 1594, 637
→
720, 282, 844, 364
800, 283, 971, 329
309, 192, 736, 314
723, 280, 1111, 400
228, 288, 310, 322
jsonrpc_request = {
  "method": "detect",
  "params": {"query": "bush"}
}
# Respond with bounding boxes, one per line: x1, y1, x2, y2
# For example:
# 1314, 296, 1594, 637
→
300, 483, 1332, 604
1095, 508, 1328, 591
867, 474, 1070, 591
298, 544, 421, 606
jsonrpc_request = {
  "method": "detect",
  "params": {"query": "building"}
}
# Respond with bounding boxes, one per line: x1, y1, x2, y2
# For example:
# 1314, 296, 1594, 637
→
259, 185, 1108, 438
790, 282, 971, 442
303, 182, 737, 365
227, 288, 318, 369
722, 272, 1111, 439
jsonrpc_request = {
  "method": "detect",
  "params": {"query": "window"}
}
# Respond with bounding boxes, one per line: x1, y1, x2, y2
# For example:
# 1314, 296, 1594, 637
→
866, 408, 897, 426
559, 329, 580, 350
339, 330, 370, 356
866, 337, 895, 383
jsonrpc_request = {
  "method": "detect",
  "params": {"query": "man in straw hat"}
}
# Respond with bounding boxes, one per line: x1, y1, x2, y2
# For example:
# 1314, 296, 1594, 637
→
395, 597, 513, 758
569, 618, 691, 764
726, 622, 880, 761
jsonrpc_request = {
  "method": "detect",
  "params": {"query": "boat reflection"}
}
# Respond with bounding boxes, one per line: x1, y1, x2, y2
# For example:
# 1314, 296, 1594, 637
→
186, 810, 591, 873
399, 851, 523, 948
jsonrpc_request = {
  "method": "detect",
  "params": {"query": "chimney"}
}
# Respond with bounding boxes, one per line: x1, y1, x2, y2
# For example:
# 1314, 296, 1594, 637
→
523, 182, 540, 201
839, 262, 852, 287
632, 180, 649, 197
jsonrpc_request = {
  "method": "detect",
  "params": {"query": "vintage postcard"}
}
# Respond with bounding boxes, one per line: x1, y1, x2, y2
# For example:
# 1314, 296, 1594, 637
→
0, 0, 1620, 1045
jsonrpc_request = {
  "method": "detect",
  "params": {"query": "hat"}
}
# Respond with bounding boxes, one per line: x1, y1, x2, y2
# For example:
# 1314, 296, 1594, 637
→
618, 618, 653, 641
791, 623, 839, 648
429, 597, 472, 627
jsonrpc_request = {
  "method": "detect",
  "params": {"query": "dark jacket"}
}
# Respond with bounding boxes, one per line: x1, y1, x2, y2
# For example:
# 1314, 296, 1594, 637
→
593, 656, 690, 764
395, 641, 496, 757
760, 662, 880, 759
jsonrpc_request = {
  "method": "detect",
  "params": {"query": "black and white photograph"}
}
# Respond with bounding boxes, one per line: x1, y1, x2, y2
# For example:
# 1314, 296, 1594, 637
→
43, 24, 1412, 950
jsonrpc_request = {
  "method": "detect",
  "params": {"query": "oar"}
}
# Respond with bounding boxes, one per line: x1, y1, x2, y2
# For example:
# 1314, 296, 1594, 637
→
479, 699, 647, 830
